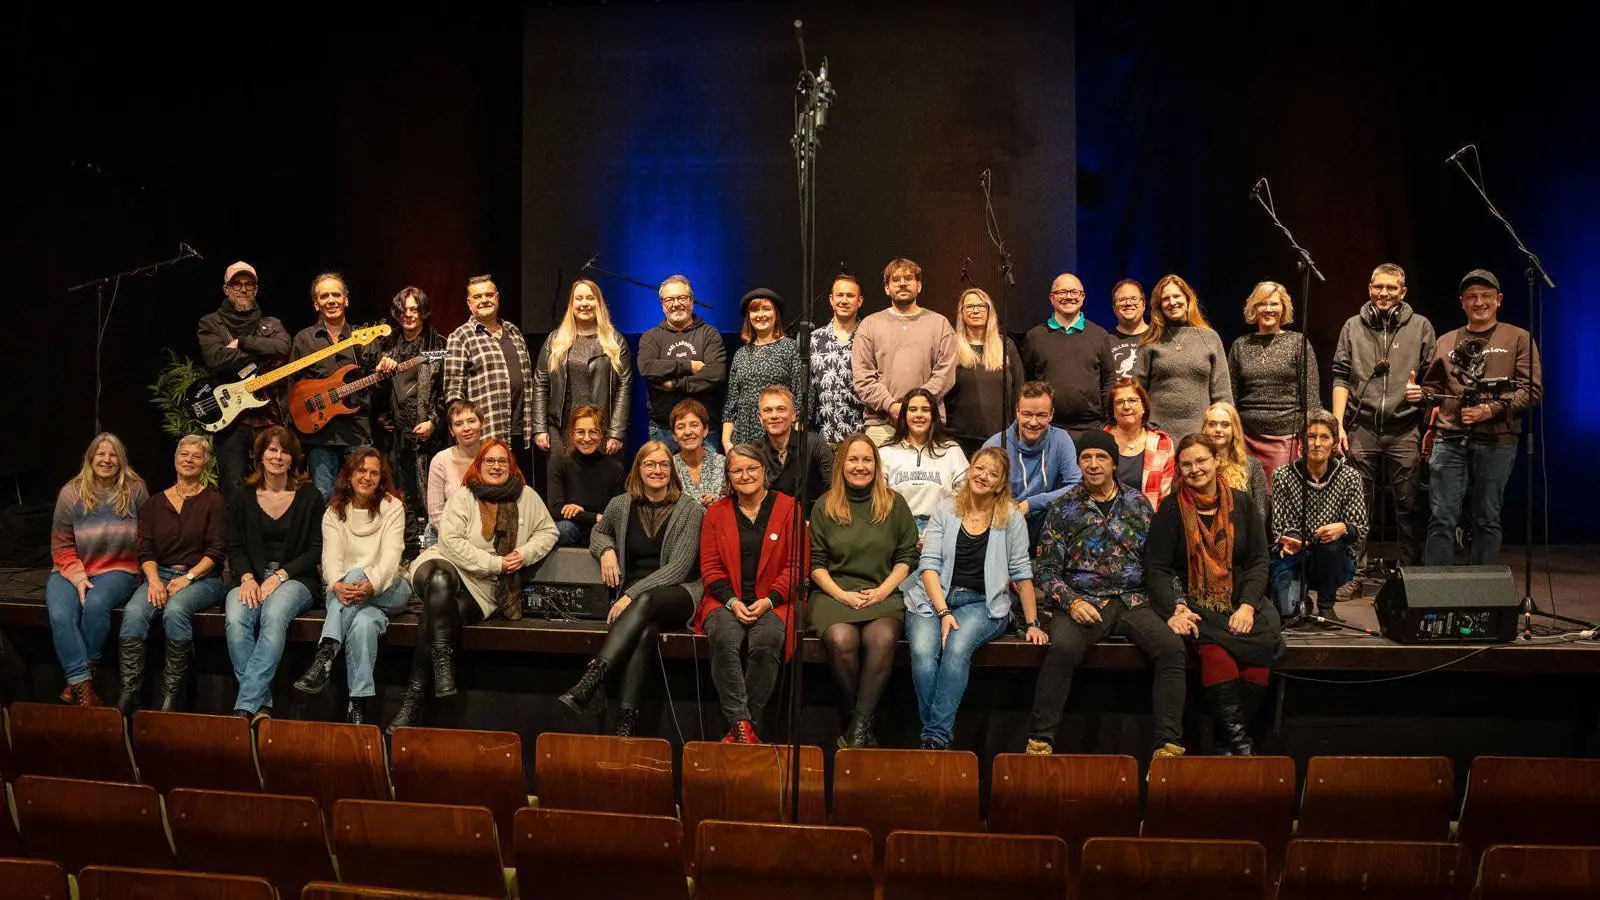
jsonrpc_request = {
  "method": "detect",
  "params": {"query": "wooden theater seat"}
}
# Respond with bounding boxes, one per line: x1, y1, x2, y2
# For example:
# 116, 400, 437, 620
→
303, 884, 492, 900
1296, 755, 1454, 841
1079, 837, 1269, 900
987, 752, 1139, 877
680, 741, 826, 869
0, 779, 24, 858
168, 787, 337, 897
883, 830, 1069, 900
1277, 838, 1472, 900
7, 701, 135, 782
514, 807, 686, 900
77, 865, 275, 900
831, 748, 981, 856
132, 709, 260, 794
1143, 755, 1295, 876
695, 820, 875, 900
13, 775, 173, 873
331, 799, 507, 900
1477, 844, 1600, 899
0, 708, 17, 783
1458, 756, 1600, 861
0, 859, 67, 900
390, 726, 527, 857
257, 718, 390, 813
532, 732, 674, 816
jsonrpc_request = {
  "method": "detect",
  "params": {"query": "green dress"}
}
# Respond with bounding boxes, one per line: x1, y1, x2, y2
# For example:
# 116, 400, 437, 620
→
807, 485, 920, 631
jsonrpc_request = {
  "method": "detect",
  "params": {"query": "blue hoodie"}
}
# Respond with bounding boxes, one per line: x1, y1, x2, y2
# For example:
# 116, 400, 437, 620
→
982, 423, 1082, 511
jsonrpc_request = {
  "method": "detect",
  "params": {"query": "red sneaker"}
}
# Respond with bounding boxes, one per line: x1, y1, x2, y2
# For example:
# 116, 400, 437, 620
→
733, 720, 760, 745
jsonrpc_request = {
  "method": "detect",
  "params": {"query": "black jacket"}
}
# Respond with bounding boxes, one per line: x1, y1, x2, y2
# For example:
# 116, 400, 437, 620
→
532, 337, 635, 442
637, 317, 728, 426
228, 483, 325, 598
376, 327, 448, 438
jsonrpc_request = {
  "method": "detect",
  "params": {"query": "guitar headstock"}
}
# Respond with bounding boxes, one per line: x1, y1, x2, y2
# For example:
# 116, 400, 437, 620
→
350, 324, 393, 345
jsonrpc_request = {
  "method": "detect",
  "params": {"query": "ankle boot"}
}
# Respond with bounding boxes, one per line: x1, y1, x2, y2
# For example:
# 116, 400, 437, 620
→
559, 658, 609, 715
115, 637, 146, 717
386, 677, 428, 736
346, 697, 370, 726
1205, 680, 1255, 756
156, 639, 193, 712
613, 706, 640, 737
431, 642, 458, 698
294, 638, 341, 695
840, 711, 876, 749
733, 719, 760, 745
69, 680, 102, 707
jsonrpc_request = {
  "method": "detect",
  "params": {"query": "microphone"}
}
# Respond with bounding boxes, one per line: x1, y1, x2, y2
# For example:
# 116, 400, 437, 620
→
581, 254, 598, 271
794, 19, 808, 72
960, 257, 971, 285
1446, 144, 1473, 164
980, 168, 991, 191
815, 58, 829, 129
1249, 177, 1267, 200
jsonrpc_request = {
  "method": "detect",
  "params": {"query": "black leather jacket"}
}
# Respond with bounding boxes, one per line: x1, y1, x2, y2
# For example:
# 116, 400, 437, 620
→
531, 336, 634, 442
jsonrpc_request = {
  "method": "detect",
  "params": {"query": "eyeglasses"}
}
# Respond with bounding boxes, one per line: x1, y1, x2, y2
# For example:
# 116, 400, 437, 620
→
481, 458, 512, 469
640, 460, 673, 472
1113, 397, 1142, 407
1050, 289, 1086, 300
728, 466, 764, 479
661, 295, 694, 306
226, 282, 258, 292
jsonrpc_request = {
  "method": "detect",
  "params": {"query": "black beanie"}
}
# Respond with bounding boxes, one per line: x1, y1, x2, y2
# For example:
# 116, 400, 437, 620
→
1075, 429, 1119, 462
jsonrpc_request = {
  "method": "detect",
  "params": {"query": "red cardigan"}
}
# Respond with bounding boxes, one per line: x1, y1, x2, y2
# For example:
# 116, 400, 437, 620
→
694, 492, 809, 660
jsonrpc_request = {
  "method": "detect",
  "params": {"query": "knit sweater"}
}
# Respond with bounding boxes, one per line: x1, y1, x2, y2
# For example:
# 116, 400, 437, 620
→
426, 447, 474, 528
50, 481, 149, 585
1270, 457, 1368, 560
982, 424, 1083, 512
879, 440, 969, 518
321, 495, 406, 594
414, 486, 559, 618
590, 493, 705, 603
1228, 331, 1324, 437
1021, 317, 1116, 431
852, 308, 959, 425
1136, 324, 1232, 439
548, 449, 626, 527
809, 488, 921, 598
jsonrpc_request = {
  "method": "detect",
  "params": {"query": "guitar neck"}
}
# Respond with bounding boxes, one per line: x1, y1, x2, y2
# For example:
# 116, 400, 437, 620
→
329, 354, 433, 402
247, 335, 362, 392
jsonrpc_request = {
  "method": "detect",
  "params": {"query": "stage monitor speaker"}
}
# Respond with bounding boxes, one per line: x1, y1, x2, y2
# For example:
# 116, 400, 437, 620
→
1374, 565, 1519, 644
521, 547, 612, 620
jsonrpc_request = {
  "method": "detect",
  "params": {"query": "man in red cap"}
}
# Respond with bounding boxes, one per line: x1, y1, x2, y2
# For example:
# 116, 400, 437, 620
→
196, 261, 291, 498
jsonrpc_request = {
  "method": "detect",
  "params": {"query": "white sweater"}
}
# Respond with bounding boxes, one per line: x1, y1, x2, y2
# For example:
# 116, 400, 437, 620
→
880, 440, 969, 518
321, 495, 406, 594
413, 485, 559, 618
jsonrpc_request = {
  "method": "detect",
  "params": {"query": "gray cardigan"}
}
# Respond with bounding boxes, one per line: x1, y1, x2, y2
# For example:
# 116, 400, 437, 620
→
590, 493, 705, 604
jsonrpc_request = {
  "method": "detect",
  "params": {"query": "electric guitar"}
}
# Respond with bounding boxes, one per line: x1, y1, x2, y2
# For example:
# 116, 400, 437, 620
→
188, 325, 391, 433
288, 351, 447, 434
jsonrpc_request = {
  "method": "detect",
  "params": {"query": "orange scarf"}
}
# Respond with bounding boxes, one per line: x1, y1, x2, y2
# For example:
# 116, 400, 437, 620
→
1177, 483, 1234, 613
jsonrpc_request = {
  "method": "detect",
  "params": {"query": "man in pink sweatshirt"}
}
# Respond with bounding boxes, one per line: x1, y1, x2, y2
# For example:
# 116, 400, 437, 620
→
851, 257, 959, 446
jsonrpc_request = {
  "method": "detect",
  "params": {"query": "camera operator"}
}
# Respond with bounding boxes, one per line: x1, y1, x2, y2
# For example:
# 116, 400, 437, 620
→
1417, 269, 1543, 567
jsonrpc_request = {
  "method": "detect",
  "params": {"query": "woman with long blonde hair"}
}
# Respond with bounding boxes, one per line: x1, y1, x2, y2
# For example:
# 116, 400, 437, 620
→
945, 288, 1024, 457
808, 433, 920, 748
532, 279, 635, 474
1202, 402, 1268, 525
904, 447, 1043, 749
1136, 274, 1232, 439
47, 433, 148, 706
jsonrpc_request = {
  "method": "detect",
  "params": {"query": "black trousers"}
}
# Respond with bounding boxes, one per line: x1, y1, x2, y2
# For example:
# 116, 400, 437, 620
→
1348, 424, 1422, 566
702, 606, 786, 727
409, 560, 488, 683
1029, 599, 1186, 751
594, 586, 696, 710
386, 430, 433, 549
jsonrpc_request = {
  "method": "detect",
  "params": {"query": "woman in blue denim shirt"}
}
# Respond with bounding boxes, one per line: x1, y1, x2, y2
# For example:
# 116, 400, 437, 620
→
903, 446, 1045, 749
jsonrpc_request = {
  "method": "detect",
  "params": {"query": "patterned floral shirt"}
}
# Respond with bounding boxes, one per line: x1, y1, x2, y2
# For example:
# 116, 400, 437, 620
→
1035, 483, 1154, 610
723, 337, 802, 445
809, 324, 865, 444
674, 447, 727, 507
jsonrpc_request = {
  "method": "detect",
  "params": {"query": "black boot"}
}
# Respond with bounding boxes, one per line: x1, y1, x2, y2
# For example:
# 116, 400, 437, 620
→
346, 697, 370, 726
559, 658, 609, 715
431, 643, 458, 698
156, 639, 193, 712
613, 707, 640, 737
1238, 679, 1269, 747
839, 711, 876, 749
115, 637, 146, 717
1205, 680, 1255, 756
386, 678, 427, 736
294, 638, 341, 695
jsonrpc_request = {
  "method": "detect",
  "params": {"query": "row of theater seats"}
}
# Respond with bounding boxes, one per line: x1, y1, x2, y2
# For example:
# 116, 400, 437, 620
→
0, 864, 477, 900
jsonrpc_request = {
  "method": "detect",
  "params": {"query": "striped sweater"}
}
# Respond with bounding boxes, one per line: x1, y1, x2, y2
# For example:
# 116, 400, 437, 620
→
50, 481, 149, 585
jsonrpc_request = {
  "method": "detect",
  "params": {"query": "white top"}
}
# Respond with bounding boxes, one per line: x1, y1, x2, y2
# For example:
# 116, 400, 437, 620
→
412, 485, 559, 618
879, 440, 969, 518
320, 495, 405, 594
426, 448, 474, 528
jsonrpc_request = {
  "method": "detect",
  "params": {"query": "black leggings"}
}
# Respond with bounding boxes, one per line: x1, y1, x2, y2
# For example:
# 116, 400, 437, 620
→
820, 617, 902, 719
595, 586, 695, 710
410, 559, 487, 680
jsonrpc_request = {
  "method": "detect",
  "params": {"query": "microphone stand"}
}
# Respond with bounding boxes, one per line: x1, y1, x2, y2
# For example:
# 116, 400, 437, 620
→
580, 255, 715, 311
1250, 179, 1324, 625
783, 19, 833, 825
69, 242, 204, 433
980, 170, 1014, 453
1446, 147, 1586, 636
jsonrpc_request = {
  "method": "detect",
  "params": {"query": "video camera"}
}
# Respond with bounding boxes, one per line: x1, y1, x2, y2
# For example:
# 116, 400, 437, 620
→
1448, 338, 1514, 407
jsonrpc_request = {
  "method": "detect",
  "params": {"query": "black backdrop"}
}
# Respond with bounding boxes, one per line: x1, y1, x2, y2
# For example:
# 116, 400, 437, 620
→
4, 1, 1597, 543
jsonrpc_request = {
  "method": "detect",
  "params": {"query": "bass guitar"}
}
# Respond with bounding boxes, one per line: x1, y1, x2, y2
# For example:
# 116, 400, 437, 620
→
288, 351, 447, 434
188, 325, 391, 432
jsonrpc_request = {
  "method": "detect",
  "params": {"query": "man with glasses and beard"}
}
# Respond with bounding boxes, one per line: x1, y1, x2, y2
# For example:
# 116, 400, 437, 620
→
197, 261, 291, 499
637, 274, 726, 451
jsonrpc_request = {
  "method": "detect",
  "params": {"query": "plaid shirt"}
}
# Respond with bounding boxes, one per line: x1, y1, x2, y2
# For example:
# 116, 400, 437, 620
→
444, 318, 534, 443
1108, 425, 1175, 511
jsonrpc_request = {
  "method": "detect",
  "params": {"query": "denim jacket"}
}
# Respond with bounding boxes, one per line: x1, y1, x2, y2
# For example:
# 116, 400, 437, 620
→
903, 499, 1033, 619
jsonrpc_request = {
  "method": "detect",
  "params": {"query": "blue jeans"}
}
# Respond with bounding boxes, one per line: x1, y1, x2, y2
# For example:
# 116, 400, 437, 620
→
307, 445, 353, 502
647, 423, 679, 453
226, 579, 315, 714
1425, 438, 1518, 566
45, 570, 139, 683
318, 567, 412, 698
1269, 544, 1356, 616
555, 519, 591, 547
120, 567, 225, 642
905, 587, 1008, 746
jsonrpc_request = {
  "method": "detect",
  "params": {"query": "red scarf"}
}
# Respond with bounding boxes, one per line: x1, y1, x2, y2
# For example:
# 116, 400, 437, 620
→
1177, 483, 1234, 613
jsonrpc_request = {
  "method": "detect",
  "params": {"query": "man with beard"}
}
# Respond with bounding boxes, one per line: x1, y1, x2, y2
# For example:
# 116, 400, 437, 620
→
852, 258, 958, 446
196, 261, 291, 498
637, 274, 726, 451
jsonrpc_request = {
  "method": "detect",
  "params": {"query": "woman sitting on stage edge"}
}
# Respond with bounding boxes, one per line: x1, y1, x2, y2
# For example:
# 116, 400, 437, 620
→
693, 444, 804, 744
391, 438, 558, 732
904, 446, 1043, 750
116, 434, 227, 716
559, 441, 705, 737
292, 448, 411, 725
810, 433, 920, 749
1269, 409, 1367, 624
1146, 434, 1279, 755
549, 404, 626, 547
224, 426, 323, 722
